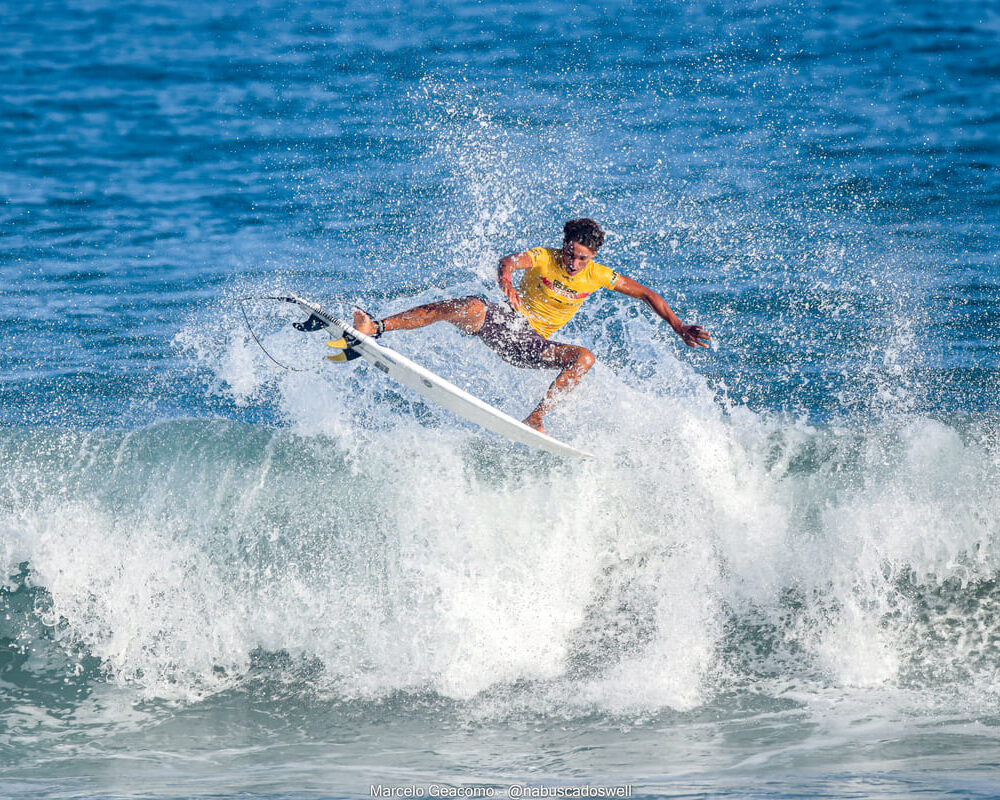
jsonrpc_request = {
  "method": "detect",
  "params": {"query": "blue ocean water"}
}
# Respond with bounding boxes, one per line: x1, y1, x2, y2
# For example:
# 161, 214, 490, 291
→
2, 0, 1000, 797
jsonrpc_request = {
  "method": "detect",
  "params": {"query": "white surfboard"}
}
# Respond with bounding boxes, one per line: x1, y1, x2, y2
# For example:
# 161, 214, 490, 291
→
280, 294, 594, 459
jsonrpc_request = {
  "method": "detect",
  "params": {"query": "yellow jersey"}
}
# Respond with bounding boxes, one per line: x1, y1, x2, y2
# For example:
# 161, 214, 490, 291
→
517, 247, 620, 338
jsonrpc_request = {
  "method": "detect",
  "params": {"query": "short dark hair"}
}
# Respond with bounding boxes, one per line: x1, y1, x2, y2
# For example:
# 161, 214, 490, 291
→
563, 218, 605, 252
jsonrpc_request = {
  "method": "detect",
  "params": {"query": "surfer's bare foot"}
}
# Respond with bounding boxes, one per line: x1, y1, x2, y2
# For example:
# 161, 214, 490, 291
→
522, 412, 547, 435
353, 310, 377, 336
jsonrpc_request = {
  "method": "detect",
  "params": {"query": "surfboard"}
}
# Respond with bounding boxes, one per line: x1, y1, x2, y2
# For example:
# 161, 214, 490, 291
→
279, 294, 594, 459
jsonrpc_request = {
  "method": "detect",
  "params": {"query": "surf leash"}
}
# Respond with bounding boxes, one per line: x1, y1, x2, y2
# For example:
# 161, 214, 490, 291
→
237, 296, 310, 372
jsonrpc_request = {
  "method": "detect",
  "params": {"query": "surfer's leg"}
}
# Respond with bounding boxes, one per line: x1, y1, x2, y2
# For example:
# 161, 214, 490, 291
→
354, 297, 486, 336
522, 343, 595, 434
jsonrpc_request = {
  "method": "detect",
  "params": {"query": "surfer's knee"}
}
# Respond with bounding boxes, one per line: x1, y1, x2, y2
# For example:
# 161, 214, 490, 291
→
542, 343, 595, 372
462, 297, 486, 316
575, 347, 595, 372
454, 297, 486, 333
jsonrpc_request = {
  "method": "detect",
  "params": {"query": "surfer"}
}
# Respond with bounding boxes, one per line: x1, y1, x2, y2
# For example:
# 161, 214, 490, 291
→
353, 218, 710, 433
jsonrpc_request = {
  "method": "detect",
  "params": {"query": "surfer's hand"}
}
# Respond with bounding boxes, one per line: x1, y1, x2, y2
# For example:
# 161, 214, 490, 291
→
353, 310, 378, 336
676, 323, 710, 348
501, 281, 523, 312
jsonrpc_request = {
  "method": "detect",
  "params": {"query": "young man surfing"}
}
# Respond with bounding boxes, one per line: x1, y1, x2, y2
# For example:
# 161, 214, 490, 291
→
353, 218, 710, 434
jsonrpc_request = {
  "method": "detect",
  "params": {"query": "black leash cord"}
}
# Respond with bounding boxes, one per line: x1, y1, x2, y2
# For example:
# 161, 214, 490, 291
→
237, 296, 310, 373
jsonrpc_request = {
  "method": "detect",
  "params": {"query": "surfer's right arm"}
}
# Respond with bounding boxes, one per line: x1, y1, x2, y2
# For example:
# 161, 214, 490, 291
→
497, 252, 532, 311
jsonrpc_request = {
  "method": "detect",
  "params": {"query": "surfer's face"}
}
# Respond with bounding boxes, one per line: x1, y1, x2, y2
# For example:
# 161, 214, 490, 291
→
562, 240, 596, 275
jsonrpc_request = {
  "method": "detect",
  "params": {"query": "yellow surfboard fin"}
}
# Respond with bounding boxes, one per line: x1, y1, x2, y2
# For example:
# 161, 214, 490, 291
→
326, 338, 348, 350
327, 351, 348, 362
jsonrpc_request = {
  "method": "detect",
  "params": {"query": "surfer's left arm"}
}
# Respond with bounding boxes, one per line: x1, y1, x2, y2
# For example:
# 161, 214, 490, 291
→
612, 275, 710, 348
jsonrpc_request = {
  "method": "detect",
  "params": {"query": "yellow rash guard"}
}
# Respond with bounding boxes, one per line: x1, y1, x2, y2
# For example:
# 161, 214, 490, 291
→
517, 247, 620, 338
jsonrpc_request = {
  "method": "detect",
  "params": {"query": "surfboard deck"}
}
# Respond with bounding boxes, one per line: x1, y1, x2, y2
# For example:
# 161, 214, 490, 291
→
279, 294, 594, 459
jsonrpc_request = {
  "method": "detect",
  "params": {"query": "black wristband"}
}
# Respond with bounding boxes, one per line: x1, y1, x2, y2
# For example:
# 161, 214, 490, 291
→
374, 318, 385, 338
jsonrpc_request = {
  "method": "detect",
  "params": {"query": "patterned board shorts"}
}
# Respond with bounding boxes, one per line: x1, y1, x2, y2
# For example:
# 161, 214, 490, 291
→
474, 301, 558, 369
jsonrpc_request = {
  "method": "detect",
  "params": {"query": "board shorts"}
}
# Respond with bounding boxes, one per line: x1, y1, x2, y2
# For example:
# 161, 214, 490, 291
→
473, 300, 557, 369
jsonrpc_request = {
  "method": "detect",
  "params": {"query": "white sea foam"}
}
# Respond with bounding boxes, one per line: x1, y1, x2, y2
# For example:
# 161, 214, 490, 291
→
4, 300, 998, 715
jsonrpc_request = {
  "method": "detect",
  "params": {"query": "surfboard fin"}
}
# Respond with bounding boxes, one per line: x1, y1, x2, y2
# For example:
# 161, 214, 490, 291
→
327, 333, 361, 348
293, 313, 327, 332
326, 347, 362, 363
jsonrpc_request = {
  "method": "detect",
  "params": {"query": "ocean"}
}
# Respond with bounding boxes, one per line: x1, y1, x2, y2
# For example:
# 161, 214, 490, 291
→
2, 0, 999, 797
